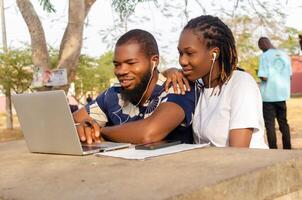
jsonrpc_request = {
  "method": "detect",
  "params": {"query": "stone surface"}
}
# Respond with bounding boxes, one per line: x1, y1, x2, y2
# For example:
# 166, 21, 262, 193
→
1, 140, 302, 200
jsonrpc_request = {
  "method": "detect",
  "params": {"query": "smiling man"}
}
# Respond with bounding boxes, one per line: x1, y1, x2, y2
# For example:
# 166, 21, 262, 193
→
73, 29, 195, 144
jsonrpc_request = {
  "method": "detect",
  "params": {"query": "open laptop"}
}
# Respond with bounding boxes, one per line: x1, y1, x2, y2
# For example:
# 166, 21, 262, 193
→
12, 90, 131, 155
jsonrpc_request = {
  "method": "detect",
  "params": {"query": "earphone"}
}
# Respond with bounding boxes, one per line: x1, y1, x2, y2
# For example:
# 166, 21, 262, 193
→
209, 52, 217, 88
134, 61, 157, 106
152, 61, 156, 71
212, 52, 217, 61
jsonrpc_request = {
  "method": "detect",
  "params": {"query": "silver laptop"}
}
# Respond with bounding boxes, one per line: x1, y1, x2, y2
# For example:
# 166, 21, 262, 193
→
12, 90, 131, 155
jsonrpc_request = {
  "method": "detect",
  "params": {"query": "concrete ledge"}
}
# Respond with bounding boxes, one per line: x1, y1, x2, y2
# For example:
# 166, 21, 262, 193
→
174, 158, 302, 200
1, 140, 302, 200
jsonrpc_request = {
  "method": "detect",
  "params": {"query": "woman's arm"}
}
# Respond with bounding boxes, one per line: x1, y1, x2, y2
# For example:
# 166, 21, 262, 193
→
229, 128, 253, 147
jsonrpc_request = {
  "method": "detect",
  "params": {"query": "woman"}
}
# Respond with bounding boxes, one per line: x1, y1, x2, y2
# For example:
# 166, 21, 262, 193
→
164, 15, 268, 148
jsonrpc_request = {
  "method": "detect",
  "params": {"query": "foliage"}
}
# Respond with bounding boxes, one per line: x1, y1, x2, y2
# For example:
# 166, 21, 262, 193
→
238, 56, 259, 81
100, 0, 157, 49
278, 27, 301, 55
112, 0, 157, 22
0, 49, 33, 94
38, 0, 56, 13
48, 46, 59, 69
74, 51, 115, 101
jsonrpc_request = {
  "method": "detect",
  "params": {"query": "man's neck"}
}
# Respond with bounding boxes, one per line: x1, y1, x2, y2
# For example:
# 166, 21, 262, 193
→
139, 72, 158, 106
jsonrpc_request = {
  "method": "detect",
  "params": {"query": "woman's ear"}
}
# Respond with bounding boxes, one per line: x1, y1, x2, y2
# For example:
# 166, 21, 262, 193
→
210, 47, 220, 61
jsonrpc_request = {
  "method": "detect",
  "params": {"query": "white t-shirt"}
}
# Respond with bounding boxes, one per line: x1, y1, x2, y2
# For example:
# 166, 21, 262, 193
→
193, 70, 268, 149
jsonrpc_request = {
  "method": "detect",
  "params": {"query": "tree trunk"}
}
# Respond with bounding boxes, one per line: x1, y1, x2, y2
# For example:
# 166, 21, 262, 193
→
57, 0, 96, 92
1, 0, 12, 129
16, 0, 51, 70
17, 0, 96, 93
5, 90, 13, 130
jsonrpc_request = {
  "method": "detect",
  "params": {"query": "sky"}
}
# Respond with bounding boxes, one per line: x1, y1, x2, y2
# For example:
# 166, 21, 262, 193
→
1, 0, 302, 67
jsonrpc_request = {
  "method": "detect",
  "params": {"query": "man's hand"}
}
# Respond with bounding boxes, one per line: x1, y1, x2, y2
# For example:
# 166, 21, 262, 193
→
73, 107, 104, 144
76, 119, 102, 144
163, 68, 190, 95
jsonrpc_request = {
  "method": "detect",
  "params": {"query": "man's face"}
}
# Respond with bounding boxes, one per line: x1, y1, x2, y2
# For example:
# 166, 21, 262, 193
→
113, 42, 152, 104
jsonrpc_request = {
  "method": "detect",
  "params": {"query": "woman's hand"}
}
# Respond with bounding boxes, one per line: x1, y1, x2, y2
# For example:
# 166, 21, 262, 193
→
163, 68, 191, 95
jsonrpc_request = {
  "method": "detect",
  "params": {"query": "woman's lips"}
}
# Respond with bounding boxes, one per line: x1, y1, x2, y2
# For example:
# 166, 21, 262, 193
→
182, 67, 193, 75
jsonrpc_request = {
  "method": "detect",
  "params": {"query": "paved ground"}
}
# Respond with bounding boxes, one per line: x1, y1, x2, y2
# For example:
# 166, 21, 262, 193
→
280, 97, 302, 149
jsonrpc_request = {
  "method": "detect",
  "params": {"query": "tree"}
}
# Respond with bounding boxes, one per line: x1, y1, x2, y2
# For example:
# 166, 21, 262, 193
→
16, 0, 156, 93
0, 49, 33, 129
17, 0, 96, 92
74, 51, 114, 104
278, 27, 301, 55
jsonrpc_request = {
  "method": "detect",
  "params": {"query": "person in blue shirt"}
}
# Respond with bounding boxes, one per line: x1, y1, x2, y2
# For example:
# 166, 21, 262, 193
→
73, 29, 195, 144
258, 37, 292, 149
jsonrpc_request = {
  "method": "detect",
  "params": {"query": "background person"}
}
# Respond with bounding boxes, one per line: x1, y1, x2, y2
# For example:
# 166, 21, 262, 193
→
258, 37, 292, 149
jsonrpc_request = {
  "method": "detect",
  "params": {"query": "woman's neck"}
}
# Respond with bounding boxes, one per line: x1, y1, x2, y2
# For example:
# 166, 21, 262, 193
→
202, 64, 220, 88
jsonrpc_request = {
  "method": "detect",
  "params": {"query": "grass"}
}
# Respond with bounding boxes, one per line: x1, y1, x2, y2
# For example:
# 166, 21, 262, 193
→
0, 112, 23, 142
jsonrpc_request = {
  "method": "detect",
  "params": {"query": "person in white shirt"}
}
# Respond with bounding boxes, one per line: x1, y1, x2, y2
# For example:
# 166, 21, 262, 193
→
163, 15, 268, 149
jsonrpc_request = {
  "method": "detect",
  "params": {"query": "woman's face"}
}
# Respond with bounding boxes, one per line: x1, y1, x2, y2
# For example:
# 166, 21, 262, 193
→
177, 29, 213, 81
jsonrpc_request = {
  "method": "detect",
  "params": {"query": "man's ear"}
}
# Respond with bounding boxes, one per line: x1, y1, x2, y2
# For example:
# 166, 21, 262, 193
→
151, 55, 159, 68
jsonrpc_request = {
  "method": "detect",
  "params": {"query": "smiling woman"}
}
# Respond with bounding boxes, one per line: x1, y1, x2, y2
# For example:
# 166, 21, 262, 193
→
164, 15, 268, 149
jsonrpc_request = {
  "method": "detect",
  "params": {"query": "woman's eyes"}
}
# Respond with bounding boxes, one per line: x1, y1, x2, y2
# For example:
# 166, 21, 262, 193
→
179, 51, 194, 56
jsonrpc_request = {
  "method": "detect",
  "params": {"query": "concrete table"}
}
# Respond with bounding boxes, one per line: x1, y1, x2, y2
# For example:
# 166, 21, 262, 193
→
1, 140, 302, 200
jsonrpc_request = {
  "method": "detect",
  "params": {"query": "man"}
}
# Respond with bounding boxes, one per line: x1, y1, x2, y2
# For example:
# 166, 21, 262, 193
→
73, 29, 195, 144
86, 94, 93, 104
258, 37, 292, 149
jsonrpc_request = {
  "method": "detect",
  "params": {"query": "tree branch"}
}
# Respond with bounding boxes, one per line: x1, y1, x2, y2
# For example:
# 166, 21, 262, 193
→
16, 0, 51, 70
57, 0, 96, 90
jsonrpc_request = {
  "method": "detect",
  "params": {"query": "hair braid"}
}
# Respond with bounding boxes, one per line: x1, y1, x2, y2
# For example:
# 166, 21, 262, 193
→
184, 15, 238, 90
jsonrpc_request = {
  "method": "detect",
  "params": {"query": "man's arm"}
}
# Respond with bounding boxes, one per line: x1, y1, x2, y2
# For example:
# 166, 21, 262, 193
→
258, 54, 268, 81
101, 102, 185, 144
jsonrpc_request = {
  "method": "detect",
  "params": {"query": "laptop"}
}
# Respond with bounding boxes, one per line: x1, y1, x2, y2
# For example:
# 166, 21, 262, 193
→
12, 90, 131, 155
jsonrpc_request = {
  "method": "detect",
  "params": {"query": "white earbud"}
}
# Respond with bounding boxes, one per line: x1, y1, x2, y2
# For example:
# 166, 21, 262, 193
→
212, 52, 217, 61
209, 52, 217, 88
152, 61, 156, 71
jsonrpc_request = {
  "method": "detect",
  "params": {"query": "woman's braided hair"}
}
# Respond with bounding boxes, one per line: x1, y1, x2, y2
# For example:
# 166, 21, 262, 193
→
184, 15, 238, 88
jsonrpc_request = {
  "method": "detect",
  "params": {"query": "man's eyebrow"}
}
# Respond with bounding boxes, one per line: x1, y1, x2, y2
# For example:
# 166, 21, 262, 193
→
113, 58, 138, 63
124, 58, 138, 62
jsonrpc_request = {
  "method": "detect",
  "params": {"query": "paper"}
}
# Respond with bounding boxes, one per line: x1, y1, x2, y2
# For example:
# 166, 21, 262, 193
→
32, 68, 67, 88
45, 69, 68, 86
95, 143, 209, 160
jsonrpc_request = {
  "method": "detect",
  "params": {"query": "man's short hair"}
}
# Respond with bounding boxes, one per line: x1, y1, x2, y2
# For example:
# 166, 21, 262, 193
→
116, 29, 159, 58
